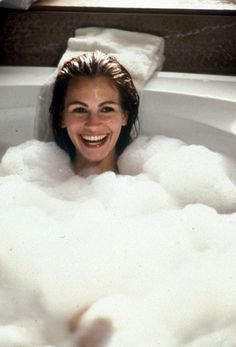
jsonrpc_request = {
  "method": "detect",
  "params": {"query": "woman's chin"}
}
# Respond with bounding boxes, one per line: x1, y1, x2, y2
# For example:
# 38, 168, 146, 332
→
77, 141, 117, 165
74, 145, 117, 176
80, 151, 110, 164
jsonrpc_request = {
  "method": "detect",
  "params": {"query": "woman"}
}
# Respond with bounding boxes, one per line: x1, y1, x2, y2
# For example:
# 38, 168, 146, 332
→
50, 50, 140, 176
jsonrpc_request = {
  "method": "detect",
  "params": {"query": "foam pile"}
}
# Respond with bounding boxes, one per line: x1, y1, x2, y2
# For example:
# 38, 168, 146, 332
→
0, 136, 236, 347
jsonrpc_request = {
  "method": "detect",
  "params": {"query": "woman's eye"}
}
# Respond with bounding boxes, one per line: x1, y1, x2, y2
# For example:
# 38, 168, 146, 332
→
73, 107, 87, 113
101, 106, 114, 113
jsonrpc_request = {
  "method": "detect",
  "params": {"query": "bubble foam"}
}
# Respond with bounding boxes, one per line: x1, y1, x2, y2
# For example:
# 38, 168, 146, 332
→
1, 137, 236, 347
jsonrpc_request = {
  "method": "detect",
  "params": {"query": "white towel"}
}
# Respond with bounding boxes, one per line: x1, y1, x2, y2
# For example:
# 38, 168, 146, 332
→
35, 27, 165, 141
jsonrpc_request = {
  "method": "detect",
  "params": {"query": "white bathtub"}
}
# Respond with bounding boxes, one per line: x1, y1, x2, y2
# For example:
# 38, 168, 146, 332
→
0, 66, 236, 160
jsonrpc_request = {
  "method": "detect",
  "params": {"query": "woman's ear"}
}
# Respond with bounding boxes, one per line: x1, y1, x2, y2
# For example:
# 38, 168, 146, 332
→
61, 118, 66, 128
122, 112, 128, 126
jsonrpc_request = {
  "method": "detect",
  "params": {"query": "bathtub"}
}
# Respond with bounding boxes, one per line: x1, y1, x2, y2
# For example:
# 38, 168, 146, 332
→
0, 66, 236, 160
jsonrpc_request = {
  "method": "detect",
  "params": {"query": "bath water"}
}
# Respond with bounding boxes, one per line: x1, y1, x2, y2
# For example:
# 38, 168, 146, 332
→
0, 135, 236, 347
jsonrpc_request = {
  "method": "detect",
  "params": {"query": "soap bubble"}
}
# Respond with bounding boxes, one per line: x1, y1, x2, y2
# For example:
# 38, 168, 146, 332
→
1, 136, 236, 347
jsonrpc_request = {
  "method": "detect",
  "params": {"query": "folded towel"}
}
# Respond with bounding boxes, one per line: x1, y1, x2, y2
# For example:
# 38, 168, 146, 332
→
61, 27, 165, 91
35, 27, 165, 141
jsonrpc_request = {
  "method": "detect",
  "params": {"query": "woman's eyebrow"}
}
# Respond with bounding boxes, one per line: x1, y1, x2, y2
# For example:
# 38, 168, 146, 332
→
66, 100, 119, 108
67, 100, 88, 107
99, 101, 119, 106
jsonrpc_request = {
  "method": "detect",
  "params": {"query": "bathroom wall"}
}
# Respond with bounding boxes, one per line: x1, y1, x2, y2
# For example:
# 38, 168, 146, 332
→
0, 0, 236, 75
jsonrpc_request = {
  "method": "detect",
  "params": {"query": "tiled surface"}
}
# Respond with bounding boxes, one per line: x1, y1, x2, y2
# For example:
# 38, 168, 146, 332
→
0, 6, 236, 75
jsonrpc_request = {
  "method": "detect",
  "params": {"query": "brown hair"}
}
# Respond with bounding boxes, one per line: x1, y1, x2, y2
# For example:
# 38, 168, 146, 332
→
49, 50, 140, 161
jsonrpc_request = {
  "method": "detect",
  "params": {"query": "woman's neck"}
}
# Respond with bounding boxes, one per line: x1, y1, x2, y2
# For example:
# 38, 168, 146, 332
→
73, 152, 118, 177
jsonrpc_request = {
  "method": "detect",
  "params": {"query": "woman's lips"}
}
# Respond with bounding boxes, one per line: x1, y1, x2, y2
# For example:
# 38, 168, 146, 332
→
80, 134, 109, 147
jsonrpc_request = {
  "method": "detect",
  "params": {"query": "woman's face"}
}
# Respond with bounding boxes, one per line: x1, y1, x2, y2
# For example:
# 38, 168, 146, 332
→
62, 76, 127, 169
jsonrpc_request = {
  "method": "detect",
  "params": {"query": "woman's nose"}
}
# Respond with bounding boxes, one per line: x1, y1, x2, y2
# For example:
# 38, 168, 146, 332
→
85, 111, 101, 127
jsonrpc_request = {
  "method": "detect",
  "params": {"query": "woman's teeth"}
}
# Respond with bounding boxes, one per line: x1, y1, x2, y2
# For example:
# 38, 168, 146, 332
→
81, 135, 108, 144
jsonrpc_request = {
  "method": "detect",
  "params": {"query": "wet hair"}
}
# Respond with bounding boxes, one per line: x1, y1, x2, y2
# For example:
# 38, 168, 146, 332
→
49, 50, 140, 161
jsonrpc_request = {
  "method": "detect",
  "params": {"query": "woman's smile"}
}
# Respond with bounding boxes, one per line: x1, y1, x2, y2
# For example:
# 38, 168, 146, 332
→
81, 134, 108, 144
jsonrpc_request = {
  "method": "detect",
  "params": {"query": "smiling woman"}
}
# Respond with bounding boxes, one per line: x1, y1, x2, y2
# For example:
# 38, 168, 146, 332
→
50, 51, 139, 176
62, 76, 128, 175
